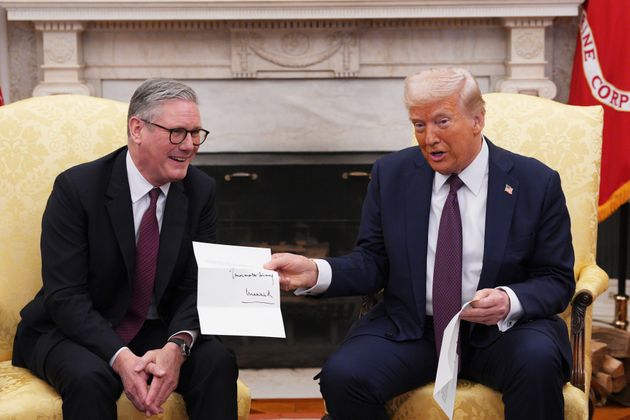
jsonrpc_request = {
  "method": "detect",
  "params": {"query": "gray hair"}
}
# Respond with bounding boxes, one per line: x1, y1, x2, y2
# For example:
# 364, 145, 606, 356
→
127, 78, 198, 135
403, 67, 485, 116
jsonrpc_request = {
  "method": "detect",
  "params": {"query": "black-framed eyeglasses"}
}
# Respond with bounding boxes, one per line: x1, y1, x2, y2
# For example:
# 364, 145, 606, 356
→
140, 118, 209, 146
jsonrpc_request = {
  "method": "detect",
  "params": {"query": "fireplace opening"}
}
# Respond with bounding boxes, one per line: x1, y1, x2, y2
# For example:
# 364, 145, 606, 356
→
197, 154, 379, 368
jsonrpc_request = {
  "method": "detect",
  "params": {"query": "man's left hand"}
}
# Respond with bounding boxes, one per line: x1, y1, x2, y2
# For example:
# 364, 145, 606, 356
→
136, 342, 185, 415
460, 288, 510, 325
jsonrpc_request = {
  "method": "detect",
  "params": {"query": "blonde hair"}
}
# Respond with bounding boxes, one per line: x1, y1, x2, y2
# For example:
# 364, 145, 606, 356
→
404, 67, 485, 116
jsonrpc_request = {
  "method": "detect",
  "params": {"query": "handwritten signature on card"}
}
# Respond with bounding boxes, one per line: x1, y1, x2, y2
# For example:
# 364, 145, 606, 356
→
230, 269, 276, 304
243, 288, 274, 304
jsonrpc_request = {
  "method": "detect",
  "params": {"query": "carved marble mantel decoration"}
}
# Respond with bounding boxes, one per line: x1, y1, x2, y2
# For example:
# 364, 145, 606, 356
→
33, 21, 92, 96
2, 0, 582, 98
231, 21, 359, 79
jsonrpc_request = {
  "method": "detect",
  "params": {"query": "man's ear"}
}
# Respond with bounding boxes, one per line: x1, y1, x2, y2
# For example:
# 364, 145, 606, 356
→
128, 117, 143, 145
472, 111, 485, 135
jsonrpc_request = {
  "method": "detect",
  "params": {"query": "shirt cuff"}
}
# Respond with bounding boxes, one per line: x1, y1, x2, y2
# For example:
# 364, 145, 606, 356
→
109, 346, 129, 367
496, 286, 523, 332
294, 259, 332, 296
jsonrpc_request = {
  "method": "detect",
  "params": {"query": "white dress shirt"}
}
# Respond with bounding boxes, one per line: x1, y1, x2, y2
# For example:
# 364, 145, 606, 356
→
299, 138, 522, 332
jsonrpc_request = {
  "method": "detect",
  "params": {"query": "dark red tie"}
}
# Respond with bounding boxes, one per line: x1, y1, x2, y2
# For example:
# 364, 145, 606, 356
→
115, 188, 160, 343
432, 175, 464, 354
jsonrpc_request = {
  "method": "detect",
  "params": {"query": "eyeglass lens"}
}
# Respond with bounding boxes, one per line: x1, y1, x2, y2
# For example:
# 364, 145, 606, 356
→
170, 128, 208, 145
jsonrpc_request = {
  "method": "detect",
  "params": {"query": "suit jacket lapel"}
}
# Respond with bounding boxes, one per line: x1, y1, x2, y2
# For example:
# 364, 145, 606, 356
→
405, 152, 434, 319
478, 141, 519, 290
106, 149, 136, 284
154, 181, 188, 303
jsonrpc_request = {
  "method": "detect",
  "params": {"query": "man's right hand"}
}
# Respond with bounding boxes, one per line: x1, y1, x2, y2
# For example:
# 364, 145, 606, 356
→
112, 348, 165, 416
263, 253, 319, 292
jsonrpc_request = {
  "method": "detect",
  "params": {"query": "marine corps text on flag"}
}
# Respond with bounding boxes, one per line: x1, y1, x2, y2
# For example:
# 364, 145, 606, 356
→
569, 0, 630, 220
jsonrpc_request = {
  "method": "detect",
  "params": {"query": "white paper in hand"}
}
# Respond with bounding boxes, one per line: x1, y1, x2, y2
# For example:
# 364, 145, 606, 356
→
433, 300, 474, 420
193, 242, 286, 338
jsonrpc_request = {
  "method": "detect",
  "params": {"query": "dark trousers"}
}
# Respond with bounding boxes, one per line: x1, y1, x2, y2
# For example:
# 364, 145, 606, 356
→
39, 320, 238, 420
319, 322, 568, 420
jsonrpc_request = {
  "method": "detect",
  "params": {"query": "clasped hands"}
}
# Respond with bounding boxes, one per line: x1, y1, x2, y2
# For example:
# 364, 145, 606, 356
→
112, 341, 185, 417
263, 252, 511, 325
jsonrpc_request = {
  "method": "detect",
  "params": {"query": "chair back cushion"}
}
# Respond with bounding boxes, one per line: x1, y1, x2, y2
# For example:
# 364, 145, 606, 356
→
0, 95, 128, 360
482, 93, 603, 283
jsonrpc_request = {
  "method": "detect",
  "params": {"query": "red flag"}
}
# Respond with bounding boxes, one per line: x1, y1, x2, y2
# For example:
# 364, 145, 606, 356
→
569, 0, 630, 221
0, 87, 4, 106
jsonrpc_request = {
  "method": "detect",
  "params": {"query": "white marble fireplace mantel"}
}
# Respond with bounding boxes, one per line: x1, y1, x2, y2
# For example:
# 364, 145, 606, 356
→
4, 0, 582, 20
1, 0, 583, 152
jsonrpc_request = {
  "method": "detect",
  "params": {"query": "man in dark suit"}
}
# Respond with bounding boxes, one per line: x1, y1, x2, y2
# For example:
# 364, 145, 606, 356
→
264, 67, 575, 420
12, 78, 238, 419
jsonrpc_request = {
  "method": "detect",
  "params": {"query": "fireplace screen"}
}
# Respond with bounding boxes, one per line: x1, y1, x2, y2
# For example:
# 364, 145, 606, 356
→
199, 160, 374, 368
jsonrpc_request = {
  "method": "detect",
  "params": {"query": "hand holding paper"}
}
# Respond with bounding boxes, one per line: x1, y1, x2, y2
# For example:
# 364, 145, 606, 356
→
460, 288, 511, 325
263, 253, 319, 291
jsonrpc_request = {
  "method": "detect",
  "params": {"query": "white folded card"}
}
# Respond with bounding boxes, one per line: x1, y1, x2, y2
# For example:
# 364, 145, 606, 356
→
193, 242, 286, 338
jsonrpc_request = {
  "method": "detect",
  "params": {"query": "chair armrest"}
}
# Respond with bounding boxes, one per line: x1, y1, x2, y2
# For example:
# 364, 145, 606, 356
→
570, 264, 609, 391
575, 264, 609, 302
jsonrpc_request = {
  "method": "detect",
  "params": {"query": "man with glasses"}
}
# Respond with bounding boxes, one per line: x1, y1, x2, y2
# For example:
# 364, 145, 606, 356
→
12, 79, 238, 419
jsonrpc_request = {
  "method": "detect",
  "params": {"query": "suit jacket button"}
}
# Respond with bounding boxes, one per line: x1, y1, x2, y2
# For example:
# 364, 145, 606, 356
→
385, 332, 394, 338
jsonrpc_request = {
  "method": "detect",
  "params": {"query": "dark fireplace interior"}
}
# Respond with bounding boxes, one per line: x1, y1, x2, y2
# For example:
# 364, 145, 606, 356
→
197, 153, 380, 368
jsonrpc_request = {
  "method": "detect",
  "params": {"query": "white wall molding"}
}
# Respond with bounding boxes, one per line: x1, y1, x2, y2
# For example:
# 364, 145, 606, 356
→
3, 1, 583, 21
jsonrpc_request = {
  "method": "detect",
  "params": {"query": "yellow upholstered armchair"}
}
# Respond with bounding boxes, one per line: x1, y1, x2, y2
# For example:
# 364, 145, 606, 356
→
357, 93, 608, 420
0, 95, 251, 419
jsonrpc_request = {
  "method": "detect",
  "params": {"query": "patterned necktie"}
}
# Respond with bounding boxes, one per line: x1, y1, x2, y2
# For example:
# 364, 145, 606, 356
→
432, 175, 464, 354
115, 188, 160, 343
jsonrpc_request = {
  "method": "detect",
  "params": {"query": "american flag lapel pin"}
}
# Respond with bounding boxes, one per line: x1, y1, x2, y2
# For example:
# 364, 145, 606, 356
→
504, 184, 513, 195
